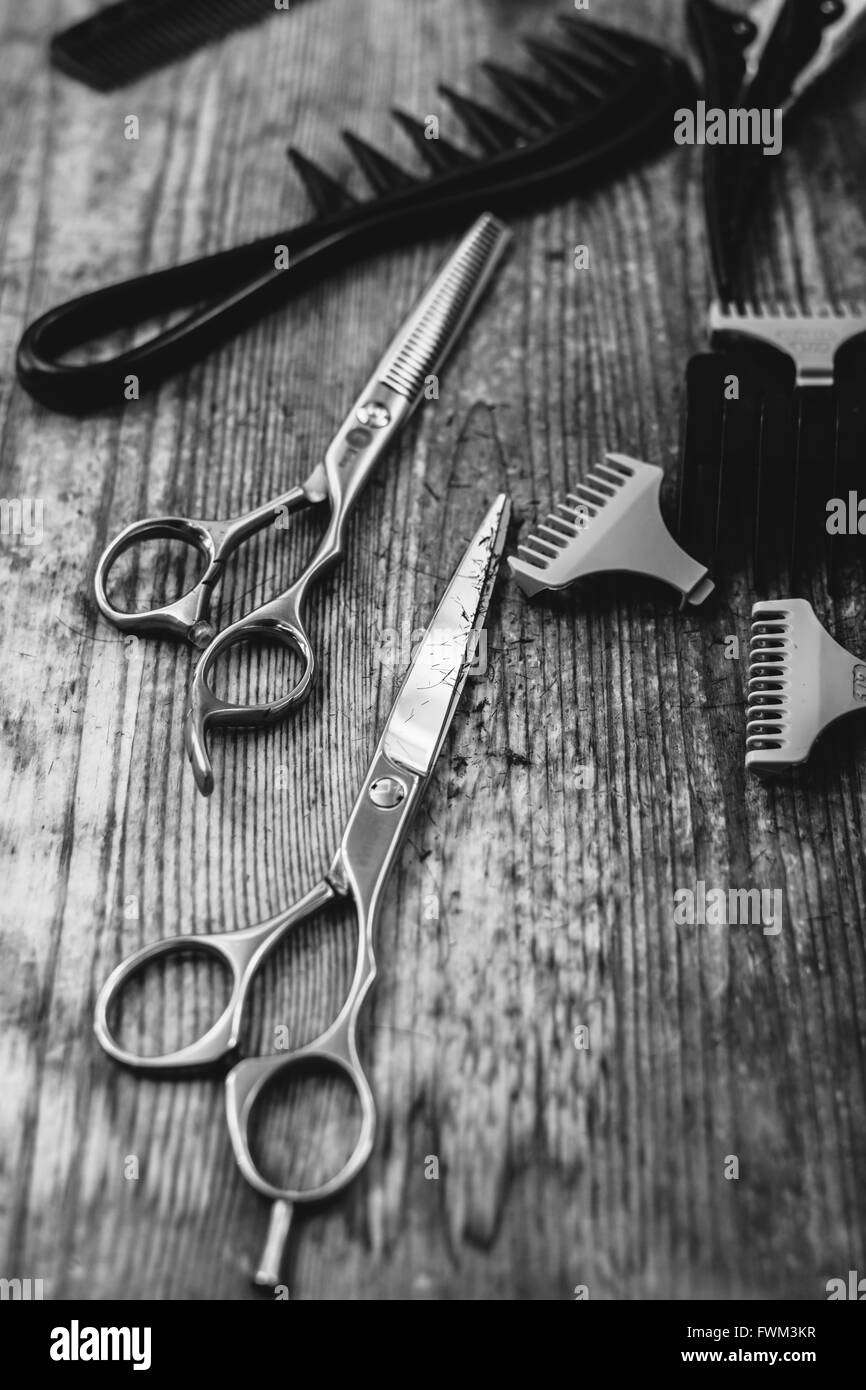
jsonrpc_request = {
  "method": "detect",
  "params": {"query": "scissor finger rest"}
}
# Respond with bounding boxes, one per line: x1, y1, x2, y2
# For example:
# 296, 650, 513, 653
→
226, 1044, 375, 1287
184, 604, 316, 796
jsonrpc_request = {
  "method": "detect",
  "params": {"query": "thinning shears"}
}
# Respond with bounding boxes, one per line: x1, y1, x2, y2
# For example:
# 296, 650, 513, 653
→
94, 493, 510, 1288
94, 214, 511, 794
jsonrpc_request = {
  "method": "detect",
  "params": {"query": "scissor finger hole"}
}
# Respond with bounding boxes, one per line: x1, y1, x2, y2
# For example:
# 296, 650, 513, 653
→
107, 944, 233, 1058
205, 636, 309, 710
102, 536, 206, 617
247, 1059, 365, 1197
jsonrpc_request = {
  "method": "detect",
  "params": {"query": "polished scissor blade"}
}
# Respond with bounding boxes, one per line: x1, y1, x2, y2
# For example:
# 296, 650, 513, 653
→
382, 494, 510, 776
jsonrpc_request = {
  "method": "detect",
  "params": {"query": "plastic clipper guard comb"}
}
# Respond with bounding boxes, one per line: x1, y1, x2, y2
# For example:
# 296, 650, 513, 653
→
18, 14, 693, 413
509, 454, 714, 609
747, 599, 866, 772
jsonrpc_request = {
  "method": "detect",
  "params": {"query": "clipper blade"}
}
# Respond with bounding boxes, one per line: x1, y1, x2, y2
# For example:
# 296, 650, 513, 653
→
747, 598, 866, 773
508, 453, 714, 608
709, 302, 866, 388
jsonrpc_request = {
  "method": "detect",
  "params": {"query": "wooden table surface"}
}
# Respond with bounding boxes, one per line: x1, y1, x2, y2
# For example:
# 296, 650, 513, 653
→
1, 0, 865, 1301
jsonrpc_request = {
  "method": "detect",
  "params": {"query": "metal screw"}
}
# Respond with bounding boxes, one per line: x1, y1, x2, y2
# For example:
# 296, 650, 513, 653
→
190, 620, 216, 649
357, 400, 391, 428
369, 776, 407, 808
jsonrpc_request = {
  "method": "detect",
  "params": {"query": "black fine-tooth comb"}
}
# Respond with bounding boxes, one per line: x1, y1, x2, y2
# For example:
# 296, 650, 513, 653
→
50, 0, 287, 92
18, 14, 692, 413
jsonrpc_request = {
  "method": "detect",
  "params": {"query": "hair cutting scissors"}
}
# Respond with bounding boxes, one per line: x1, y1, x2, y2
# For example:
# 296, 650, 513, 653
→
93, 214, 511, 795
94, 492, 510, 1288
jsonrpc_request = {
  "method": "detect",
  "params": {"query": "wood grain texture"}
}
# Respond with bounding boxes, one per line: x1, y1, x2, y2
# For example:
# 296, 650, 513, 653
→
1, 0, 865, 1300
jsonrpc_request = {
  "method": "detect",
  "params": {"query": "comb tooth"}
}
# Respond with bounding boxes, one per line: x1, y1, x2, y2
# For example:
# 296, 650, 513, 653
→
339, 131, 417, 196
751, 622, 789, 636
561, 504, 595, 527
286, 147, 359, 216
593, 462, 629, 487
556, 13, 652, 68
603, 453, 636, 477
584, 472, 617, 497
522, 38, 608, 101
748, 668, 788, 683
390, 108, 472, 172
517, 541, 553, 567
749, 638, 787, 654
537, 521, 571, 546
526, 533, 561, 558
751, 612, 791, 631
573, 482, 609, 505
575, 488, 609, 508
436, 85, 526, 154
479, 61, 571, 128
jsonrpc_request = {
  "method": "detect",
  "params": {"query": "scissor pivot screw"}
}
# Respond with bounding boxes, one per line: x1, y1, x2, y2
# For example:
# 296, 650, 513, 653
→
369, 776, 406, 808
356, 400, 391, 428
190, 620, 216, 648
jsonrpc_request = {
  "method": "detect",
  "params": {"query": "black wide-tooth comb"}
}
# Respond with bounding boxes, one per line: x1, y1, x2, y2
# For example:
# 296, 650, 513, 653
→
50, 0, 288, 92
19, 14, 693, 413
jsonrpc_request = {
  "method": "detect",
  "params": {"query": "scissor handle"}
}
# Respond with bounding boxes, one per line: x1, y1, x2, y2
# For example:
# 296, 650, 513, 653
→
94, 514, 221, 646
224, 968, 377, 1285
227, 1044, 376, 1287
226, 1039, 376, 1208
93, 485, 314, 647
183, 595, 315, 796
93, 879, 337, 1072
182, 500, 348, 793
